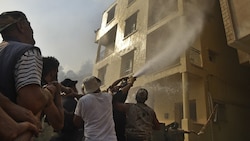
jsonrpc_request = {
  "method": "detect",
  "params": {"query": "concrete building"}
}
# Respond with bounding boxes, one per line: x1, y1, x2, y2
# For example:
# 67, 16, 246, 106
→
93, 0, 250, 141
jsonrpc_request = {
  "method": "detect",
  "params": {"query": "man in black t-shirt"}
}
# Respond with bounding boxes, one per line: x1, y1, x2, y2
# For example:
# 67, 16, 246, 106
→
109, 76, 136, 141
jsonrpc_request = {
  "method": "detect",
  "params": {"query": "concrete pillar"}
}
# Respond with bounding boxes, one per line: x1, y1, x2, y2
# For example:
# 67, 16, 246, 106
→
182, 72, 190, 141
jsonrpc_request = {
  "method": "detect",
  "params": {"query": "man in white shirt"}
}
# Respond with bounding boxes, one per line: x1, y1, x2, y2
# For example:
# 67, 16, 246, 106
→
73, 76, 117, 141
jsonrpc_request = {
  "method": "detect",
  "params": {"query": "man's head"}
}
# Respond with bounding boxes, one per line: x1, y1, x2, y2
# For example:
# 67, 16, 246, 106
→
135, 88, 148, 103
0, 11, 35, 45
82, 76, 101, 94
61, 78, 78, 93
42, 56, 60, 83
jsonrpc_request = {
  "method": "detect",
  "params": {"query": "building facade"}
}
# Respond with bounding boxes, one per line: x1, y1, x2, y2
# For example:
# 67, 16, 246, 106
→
93, 0, 250, 141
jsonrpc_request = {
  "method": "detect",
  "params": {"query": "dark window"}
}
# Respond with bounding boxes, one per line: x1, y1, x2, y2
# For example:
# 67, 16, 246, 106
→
120, 51, 134, 76
96, 26, 117, 62
148, 0, 178, 27
189, 100, 197, 121
124, 12, 138, 37
175, 100, 197, 125
128, 0, 135, 5
98, 65, 107, 85
107, 5, 116, 24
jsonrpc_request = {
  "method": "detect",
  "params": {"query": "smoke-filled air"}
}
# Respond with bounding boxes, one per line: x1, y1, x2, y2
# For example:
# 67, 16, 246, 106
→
134, 0, 213, 77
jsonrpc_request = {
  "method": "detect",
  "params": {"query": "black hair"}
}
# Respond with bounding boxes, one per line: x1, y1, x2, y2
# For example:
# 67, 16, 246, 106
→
135, 88, 148, 103
42, 56, 60, 79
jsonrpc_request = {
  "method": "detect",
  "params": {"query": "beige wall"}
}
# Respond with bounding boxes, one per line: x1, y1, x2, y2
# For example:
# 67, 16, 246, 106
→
94, 0, 250, 141
229, 0, 250, 38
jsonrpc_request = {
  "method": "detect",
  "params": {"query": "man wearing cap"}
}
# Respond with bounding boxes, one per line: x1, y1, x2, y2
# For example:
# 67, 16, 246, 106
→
114, 88, 160, 141
73, 76, 117, 141
61, 78, 84, 99
0, 11, 63, 139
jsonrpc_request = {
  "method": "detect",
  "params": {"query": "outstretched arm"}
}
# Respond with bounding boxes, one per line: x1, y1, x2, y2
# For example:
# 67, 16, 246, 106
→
110, 77, 128, 88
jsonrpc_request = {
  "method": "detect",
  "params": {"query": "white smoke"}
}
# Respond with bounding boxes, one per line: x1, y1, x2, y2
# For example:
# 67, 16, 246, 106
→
58, 60, 93, 92
134, 0, 213, 77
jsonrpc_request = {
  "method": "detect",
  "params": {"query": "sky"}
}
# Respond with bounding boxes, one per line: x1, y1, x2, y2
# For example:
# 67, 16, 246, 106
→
0, 0, 115, 73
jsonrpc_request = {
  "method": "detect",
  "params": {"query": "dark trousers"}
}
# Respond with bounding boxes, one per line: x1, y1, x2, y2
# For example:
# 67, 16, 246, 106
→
50, 130, 84, 141
126, 134, 151, 141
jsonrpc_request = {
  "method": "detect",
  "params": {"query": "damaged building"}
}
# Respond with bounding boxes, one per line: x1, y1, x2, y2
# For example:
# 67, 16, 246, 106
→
92, 0, 250, 141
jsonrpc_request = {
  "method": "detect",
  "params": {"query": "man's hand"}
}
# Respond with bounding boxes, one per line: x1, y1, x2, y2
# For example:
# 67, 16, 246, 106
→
0, 93, 41, 130
16, 121, 40, 137
0, 106, 39, 141
6, 105, 41, 130
127, 76, 136, 84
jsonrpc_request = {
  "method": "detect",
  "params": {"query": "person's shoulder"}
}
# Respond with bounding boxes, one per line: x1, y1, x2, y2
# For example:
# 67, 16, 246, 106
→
145, 104, 156, 113
8, 41, 33, 47
7, 41, 41, 54
77, 94, 87, 103
127, 103, 135, 109
101, 91, 111, 95
79, 94, 91, 98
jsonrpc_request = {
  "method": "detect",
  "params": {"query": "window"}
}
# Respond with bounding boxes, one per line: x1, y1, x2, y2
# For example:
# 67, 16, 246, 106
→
148, 0, 178, 27
189, 100, 197, 121
128, 0, 135, 5
208, 49, 217, 63
175, 100, 197, 125
98, 65, 107, 85
96, 25, 117, 62
120, 51, 134, 76
124, 12, 138, 37
98, 45, 106, 61
107, 5, 116, 24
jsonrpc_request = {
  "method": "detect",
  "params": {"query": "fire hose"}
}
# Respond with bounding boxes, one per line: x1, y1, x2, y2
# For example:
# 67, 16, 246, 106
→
184, 103, 219, 135
196, 104, 219, 135
166, 104, 219, 136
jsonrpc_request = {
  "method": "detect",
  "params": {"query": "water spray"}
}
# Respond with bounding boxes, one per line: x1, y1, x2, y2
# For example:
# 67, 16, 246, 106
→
133, 1, 208, 78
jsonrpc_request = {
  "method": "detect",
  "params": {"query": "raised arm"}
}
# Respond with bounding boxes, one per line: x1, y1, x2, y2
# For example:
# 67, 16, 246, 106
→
110, 77, 128, 88
42, 83, 64, 131
120, 76, 136, 94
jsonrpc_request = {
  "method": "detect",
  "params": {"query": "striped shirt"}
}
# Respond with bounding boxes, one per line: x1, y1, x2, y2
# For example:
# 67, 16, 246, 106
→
14, 48, 42, 91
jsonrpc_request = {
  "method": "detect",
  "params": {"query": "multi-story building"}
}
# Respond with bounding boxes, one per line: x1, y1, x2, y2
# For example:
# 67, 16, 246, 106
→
93, 0, 250, 141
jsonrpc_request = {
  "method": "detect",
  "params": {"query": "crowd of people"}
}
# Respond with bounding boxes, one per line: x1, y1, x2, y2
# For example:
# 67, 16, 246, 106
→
0, 11, 160, 141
